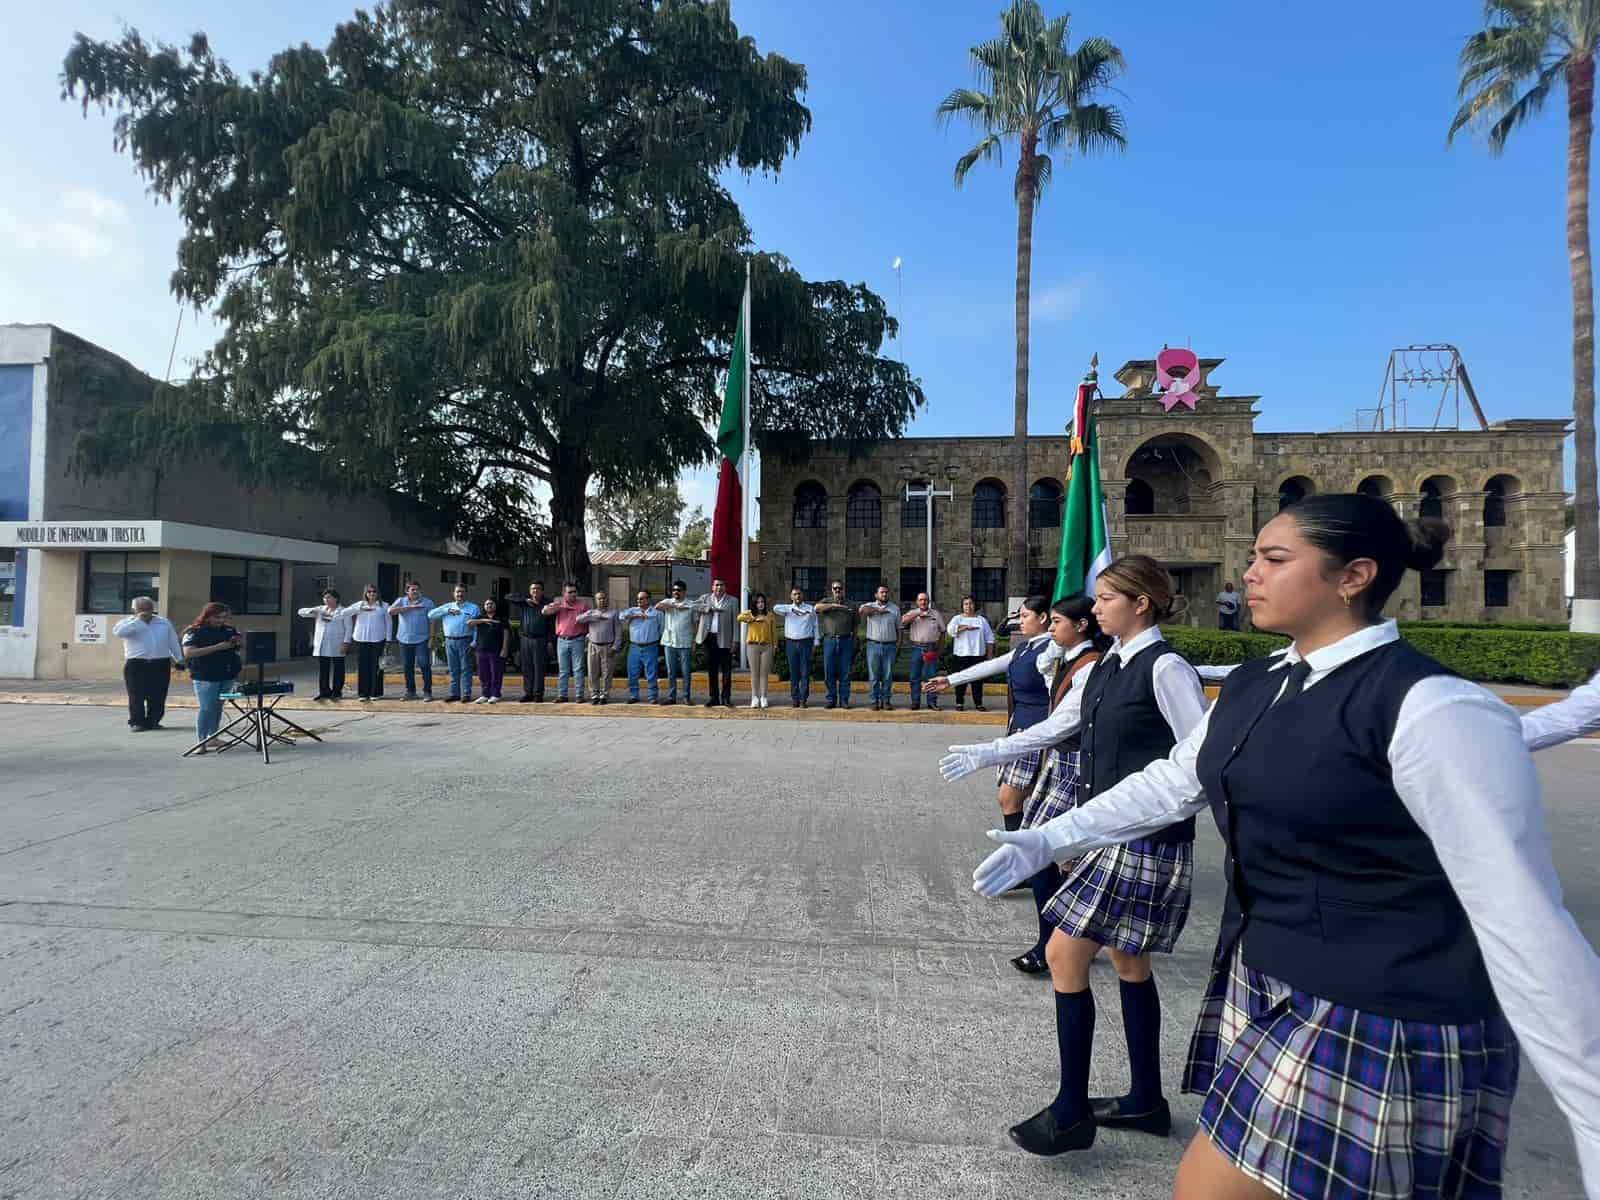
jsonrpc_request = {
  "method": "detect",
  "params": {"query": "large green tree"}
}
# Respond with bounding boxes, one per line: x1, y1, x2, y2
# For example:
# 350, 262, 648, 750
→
937, 1, 1125, 593
63, 0, 922, 576
1451, 0, 1600, 630
590, 480, 684, 551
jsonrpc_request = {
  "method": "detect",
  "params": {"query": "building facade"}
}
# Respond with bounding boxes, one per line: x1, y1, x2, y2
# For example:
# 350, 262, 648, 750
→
757, 357, 1569, 627
0, 325, 516, 679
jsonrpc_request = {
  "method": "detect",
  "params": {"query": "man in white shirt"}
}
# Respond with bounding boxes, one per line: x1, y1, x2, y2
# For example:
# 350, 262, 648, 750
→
1216, 581, 1242, 631
694, 578, 741, 707
773, 586, 818, 708
112, 596, 185, 731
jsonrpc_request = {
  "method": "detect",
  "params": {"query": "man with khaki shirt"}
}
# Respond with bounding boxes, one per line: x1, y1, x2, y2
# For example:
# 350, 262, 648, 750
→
901, 592, 945, 712
576, 592, 622, 705
858, 585, 901, 711
694, 578, 741, 707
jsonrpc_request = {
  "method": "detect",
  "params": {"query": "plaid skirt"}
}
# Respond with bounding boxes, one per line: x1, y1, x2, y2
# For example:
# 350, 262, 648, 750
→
1183, 946, 1519, 1200
1041, 837, 1192, 955
995, 749, 1042, 791
1021, 747, 1081, 828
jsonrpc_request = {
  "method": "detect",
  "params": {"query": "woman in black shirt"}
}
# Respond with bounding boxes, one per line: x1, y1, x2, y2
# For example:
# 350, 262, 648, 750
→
467, 597, 510, 703
181, 602, 242, 751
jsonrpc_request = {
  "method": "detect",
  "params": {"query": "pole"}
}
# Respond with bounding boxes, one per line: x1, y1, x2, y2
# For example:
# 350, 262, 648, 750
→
739, 260, 752, 670
905, 481, 952, 603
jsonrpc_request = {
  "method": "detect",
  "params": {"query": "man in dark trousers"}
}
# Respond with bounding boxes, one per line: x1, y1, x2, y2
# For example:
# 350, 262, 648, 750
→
508, 580, 553, 702
112, 596, 185, 731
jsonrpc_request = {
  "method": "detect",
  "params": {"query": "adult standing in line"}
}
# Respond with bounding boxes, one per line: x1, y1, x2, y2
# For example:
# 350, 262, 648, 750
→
655, 579, 695, 706
181, 602, 242, 753
619, 589, 664, 704
1215, 581, 1241, 631
428, 584, 481, 703
113, 595, 184, 731
506, 581, 551, 703
945, 560, 1207, 1155
966, 498, 1600, 1200
1523, 667, 1600, 750
859, 585, 901, 711
346, 583, 391, 702
543, 581, 590, 703
694, 578, 740, 707
815, 580, 856, 710
388, 582, 435, 701
926, 596, 1055, 829
577, 591, 622, 705
946, 597, 996, 711
466, 596, 510, 703
298, 589, 354, 701
773, 586, 817, 708
738, 593, 778, 709
902, 592, 945, 712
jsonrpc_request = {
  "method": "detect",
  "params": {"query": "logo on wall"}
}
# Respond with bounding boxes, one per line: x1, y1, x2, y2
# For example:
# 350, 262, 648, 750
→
1156, 347, 1200, 412
74, 615, 107, 645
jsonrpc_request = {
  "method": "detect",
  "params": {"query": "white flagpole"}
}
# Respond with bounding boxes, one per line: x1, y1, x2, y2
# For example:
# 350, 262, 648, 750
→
739, 260, 753, 670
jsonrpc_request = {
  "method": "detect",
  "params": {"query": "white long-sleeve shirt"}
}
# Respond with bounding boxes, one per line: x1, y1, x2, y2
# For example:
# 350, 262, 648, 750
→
977, 626, 1208, 763
1026, 619, 1600, 1196
947, 614, 996, 657
947, 632, 1052, 687
1523, 670, 1600, 751
111, 614, 184, 662
342, 600, 392, 644
298, 605, 354, 656
772, 603, 818, 640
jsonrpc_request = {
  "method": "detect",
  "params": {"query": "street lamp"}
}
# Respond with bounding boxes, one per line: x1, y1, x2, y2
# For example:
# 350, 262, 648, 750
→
904, 481, 952, 602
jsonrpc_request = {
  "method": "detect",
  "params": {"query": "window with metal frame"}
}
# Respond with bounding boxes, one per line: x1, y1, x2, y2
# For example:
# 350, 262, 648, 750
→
1029, 481, 1063, 529
84, 551, 161, 614
1420, 569, 1448, 608
1484, 570, 1512, 608
793, 483, 828, 529
845, 567, 880, 603
972, 481, 1007, 529
971, 567, 1006, 603
899, 567, 936, 604
209, 557, 283, 615
846, 483, 882, 529
791, 566, 828, 599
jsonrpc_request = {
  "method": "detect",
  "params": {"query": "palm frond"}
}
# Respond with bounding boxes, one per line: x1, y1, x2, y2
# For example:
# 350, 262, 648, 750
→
1449, 4, 1569, 148
1064, 35, 1128, 102
1041, 102, 1127, 156
937, 86, 1001, 131
1022, 151, 1052, 203
954, 134, 1004, 187
1487, 64, 1562, 151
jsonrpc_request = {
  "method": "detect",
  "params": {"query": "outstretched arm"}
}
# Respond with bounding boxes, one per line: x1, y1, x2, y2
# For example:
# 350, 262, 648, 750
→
1522, 670, 1600, 751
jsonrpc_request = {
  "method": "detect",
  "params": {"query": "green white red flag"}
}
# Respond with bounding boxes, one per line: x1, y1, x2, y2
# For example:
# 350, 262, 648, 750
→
1054, 358, 1112, 602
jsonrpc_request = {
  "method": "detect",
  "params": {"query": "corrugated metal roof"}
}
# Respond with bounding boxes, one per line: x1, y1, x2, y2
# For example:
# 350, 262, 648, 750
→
591, 549, 675, 566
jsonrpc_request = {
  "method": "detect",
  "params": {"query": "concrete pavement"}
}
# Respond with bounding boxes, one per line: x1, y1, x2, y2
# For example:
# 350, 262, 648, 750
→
1, 703, 1594, 1198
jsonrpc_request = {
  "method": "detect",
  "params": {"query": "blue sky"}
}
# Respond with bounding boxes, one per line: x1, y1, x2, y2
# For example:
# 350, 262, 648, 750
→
0, 0, 1579, 526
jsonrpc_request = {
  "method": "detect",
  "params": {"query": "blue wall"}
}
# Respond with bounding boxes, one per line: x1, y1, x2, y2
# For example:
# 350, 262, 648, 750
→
0, 364, 34, 624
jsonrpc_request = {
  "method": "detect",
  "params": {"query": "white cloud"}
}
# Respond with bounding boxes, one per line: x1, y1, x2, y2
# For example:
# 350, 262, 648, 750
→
1033, 274, 1093, 323
0, 187, 129, 261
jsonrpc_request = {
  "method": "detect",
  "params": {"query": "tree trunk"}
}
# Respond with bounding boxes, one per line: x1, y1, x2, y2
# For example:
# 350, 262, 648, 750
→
549, 443, 593, 590
1569, 55, 1600, 631
1013, 139, 1037, 598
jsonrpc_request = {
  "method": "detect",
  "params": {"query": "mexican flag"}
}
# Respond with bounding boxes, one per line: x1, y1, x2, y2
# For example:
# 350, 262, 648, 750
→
1053, 360, 1112, 602
709, 272, 751, 597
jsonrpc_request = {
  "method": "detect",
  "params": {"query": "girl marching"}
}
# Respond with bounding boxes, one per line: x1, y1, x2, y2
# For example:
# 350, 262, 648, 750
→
970, 494, 1600, 1199
942, 556, 1208, 1154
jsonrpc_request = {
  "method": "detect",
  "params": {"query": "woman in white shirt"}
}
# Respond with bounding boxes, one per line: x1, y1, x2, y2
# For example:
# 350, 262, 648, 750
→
297, 588, 354, 701
345, 584, 392, 702
969, 494, 1600, 1200
943, 596, 996, 710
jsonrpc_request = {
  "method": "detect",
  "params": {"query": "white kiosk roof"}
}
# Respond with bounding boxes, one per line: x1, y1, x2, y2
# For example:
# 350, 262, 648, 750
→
0, 520, 339, 564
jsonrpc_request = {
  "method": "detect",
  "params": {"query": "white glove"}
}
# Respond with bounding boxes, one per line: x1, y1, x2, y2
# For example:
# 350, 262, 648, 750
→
972, 828, 1055, 897
1035, 639, 1066, 677
939, 741, 1003, 783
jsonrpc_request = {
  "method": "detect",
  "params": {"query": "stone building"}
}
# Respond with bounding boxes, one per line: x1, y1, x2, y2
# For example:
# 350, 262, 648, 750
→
757, 356, 1569, 627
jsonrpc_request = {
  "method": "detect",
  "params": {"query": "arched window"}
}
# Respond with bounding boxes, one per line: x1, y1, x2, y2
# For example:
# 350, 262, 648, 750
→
792, 482, 827, 529
972, 480, 1007, 529
1419, 477, 1450, 521
902, 480, 939, 528
1125, 478, 1155, 516
1277, 476, 1314, 511
1357, 475, 1394, 500
845, 482, 882, 529
1029, 479, 1064, 528
1483, 475, 1518, 529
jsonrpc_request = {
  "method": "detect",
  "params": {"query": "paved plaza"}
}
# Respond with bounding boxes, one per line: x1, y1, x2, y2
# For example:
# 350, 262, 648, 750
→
2, 702, 1595, 1199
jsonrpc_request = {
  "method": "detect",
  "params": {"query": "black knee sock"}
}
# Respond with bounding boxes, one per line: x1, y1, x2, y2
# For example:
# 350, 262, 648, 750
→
1027, 864, 1061, 955
1048, 987, 1095, 1125
1119, 975, 1164, 1110
1003, 810, 1024, 832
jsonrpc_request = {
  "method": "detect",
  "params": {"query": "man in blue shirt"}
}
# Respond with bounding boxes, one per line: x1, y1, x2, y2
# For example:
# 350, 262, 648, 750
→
619, 589, 664, 704
428, 584, 482, 702
388, 581, 436, 701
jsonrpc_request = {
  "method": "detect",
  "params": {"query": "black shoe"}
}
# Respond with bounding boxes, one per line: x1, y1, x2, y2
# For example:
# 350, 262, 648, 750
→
911, 703, 922, 712
955, 702, 965, 711
1010, 948, 1050, 975
884, 699, 894, 710
800, 699, 808, 708
824, 699, 836, 710
704, 698, 717, 708
1088, 1097, 1171, 1137
974, 703, 987, 712
628, 697, 639, 704
929, 701, 940, 710
519, 696, 534, 703
1008, 1107, 1096, 1156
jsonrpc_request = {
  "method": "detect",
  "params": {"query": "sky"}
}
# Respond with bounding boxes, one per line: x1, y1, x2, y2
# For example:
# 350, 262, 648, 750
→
0, 0, 1581, 534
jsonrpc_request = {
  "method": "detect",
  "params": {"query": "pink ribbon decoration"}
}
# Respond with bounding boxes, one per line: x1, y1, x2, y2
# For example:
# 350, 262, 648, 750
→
1156, 347, 1200, 412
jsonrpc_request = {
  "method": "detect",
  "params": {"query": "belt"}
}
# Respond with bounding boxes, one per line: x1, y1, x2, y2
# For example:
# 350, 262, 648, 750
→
868, 639, 897, 644
446, 634, 472, 640
631, 641, 660, 646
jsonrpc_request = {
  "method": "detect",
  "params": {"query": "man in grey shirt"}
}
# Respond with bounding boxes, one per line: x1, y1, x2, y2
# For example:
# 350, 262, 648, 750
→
576, 591, 622, 705
858, 585, 901, 711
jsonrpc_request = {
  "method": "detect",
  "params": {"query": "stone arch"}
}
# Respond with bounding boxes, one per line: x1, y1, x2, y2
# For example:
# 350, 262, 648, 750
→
1122, 432, 1224, 516
972, 478, 1007, 529
1417, 473, 1457, 521
792, 480, 828, 529
844, 479, 883, 529
1482, 473, 1521, 530
1276, 474, 1316, 511
1124, 478, 1155, 516
1029, 477, 1065, 528
1355, 474, 1396, 499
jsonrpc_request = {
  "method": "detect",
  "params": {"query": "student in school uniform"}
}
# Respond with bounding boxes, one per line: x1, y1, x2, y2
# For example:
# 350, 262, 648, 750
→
943, 557, 1207, 1154
1523, 667, 1600, 750
925, 595, 1056, 833
968, 494, 1600, 1198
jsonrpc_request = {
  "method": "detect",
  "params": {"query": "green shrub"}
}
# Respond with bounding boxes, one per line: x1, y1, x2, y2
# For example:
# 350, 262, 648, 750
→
1400, 620, 1565, 633
1161, 627, 1289, 665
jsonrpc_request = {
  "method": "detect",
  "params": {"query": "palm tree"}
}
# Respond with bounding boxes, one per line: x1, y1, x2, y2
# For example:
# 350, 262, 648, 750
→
938, 1, 1126, 596
1450, 1, 1600, 631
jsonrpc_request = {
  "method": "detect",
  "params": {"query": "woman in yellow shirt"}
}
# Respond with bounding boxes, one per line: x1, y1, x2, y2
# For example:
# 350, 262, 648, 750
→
738, 593, 778, 709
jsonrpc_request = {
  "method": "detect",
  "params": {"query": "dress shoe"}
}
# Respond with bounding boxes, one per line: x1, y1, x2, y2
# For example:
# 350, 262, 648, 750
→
1009, 948, 1050, 975
1008, 1107, 1096, 1156
1088, 1097, 1171, 1137
704, 698, 718, 708
519, 695, 533, 703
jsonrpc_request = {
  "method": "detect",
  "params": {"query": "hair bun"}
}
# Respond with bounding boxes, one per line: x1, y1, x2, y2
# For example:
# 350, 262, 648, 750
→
1405, 518, 1451, 571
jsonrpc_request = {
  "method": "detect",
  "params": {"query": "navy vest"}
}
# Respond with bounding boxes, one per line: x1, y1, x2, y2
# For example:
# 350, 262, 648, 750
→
1196, 641, 1498, 1022
1006, 637, 1052, 734
1078, 640, 1197, 847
